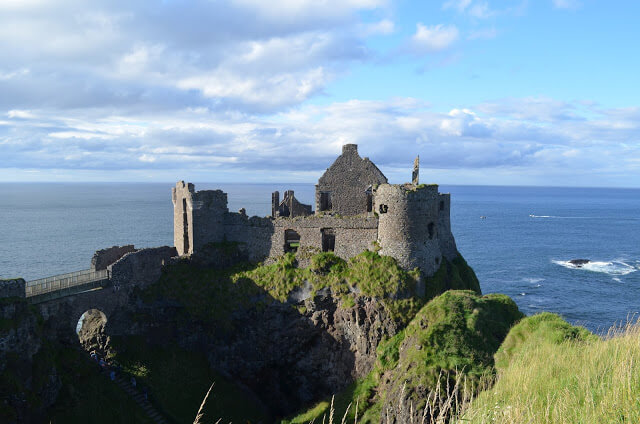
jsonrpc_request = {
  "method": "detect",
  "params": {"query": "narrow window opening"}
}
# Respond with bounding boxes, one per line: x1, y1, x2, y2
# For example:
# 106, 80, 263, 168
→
435, 256, 440, 265
366, 193, 373, 213
321, 228, 336, 252
428, 222, 435, 239
182, 198, 190, 254
379, 204, 388, 214
439, 201, 444, 211
319, 192, 331, 212
284, 229, 301, 253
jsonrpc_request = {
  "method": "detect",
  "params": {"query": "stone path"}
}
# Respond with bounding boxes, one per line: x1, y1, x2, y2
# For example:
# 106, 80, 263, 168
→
112, 374, 169, 424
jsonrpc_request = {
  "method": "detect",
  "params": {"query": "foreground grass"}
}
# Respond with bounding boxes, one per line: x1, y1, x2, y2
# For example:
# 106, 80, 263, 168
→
460, 313, 640, 424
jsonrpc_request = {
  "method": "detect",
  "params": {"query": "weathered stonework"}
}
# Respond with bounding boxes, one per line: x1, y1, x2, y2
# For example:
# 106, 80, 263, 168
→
0, 278, 26, 298
173, 144, 458, 277
91, 245, 137, 271
316, 144, 387, 216
273, 190, 313, 218
108, 246, 178, 289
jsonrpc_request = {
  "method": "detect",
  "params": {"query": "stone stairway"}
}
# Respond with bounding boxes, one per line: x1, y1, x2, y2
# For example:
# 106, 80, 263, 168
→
112, 374, 170, 424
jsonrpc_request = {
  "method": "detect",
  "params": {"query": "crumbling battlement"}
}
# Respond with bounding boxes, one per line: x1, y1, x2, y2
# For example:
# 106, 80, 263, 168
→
91, 245, 137, 271
173, 144, 458, 277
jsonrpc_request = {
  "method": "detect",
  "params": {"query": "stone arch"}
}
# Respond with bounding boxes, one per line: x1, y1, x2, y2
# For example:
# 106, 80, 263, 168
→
76, 308, 109, 352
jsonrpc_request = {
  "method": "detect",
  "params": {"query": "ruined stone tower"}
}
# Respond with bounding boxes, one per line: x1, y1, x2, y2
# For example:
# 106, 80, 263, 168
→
374, 184, 456, 276
171, 182, 229, 256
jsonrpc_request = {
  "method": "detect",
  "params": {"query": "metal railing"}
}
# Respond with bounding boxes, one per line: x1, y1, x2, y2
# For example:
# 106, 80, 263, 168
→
26, 269, 109, 298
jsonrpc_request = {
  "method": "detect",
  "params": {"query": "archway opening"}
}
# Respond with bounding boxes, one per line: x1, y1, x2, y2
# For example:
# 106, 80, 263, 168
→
76, 309, 109, 354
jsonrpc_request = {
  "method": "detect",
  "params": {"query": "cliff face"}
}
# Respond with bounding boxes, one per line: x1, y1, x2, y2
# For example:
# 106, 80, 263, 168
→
133, 249, 483, 420
0, 249, 487, 423
0, 299, 62, 423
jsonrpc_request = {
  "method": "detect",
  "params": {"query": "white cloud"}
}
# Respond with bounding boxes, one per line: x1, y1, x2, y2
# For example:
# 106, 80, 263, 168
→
360, 19, 395, 36
7, 110, 34, 119
411, 23, 459, 53
0, 0, 377, 113
442, 0, 473, 13
552, 0, 582, 10
443, 0, 494, 18
177, 67, 329, 110
1, 96, 639, 186
0, 68, 29, 80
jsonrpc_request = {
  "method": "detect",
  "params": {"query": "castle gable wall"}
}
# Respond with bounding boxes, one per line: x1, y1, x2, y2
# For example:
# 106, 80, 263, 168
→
316, 144, 387, 216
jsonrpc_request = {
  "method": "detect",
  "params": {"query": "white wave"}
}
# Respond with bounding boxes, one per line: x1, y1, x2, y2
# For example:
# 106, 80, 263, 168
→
529, 214, 602, 219
613, 277, 622, 283
522, 277, 545, 284
553, 259, 638, 276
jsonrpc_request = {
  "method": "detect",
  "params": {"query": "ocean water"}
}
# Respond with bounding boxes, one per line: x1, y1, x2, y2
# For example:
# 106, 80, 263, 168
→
1, 183, 638, 332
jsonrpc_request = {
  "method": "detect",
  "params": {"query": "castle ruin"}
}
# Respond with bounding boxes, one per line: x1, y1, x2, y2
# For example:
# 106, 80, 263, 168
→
172, 144, 457, 276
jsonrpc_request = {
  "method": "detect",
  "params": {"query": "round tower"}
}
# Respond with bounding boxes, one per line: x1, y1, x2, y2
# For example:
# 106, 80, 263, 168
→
375, 184, 443, 276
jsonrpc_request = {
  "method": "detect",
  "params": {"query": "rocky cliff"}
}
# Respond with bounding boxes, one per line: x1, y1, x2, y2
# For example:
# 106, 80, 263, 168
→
1, 248, 504, 423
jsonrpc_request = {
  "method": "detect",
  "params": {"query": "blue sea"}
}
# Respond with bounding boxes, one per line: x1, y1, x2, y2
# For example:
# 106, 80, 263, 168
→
1, 183, 639, 332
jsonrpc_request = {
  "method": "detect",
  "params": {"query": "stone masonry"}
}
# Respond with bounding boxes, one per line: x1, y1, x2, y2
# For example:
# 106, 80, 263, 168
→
172, 144, 458, 277
91, 245, 137, 271
0, 279, 26, 299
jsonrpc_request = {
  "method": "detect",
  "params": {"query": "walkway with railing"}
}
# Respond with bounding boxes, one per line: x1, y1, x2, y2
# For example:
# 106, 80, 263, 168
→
26, 269, 110, 303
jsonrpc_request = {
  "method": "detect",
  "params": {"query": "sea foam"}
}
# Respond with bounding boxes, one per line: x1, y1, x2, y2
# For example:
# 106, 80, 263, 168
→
553, 259, 637, 276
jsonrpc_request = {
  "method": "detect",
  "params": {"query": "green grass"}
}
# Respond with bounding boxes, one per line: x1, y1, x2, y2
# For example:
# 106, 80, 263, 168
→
147, 250, 481, 331
109, 335, 270, 424
47, 346, 152, 424
284, 290, 523, 423
459, 314, 640, 424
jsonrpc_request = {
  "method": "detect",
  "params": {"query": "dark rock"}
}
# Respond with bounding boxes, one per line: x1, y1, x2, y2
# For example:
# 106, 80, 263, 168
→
569, 259, 590, 267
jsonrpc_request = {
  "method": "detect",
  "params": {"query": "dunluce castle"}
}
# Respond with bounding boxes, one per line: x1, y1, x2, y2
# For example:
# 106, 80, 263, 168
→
172, 144, 457, 276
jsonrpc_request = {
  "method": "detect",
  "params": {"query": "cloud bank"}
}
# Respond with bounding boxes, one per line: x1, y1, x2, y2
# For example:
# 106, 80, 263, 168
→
0, 0, 637, 187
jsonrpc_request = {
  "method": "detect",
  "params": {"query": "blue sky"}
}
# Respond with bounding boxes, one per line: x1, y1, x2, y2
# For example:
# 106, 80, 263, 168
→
1, 0, 639, 186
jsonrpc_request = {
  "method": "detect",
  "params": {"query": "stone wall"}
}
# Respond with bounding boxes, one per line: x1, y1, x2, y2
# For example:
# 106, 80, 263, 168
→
316, 144, 388, 216
108, 246, 178, 288
172, 181, 228, 256
375, 184, 447, 276
275, 190, 312, 218
91, 245, 137, 271
271, 216, 378, 260
0, 279, 26, 298
222, 213, 379, 263
437, 193, 458, 260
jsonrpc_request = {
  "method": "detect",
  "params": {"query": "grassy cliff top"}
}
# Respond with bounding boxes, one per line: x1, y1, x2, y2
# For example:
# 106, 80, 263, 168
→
460, 313, 640, 424
144, 249, 481, 328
